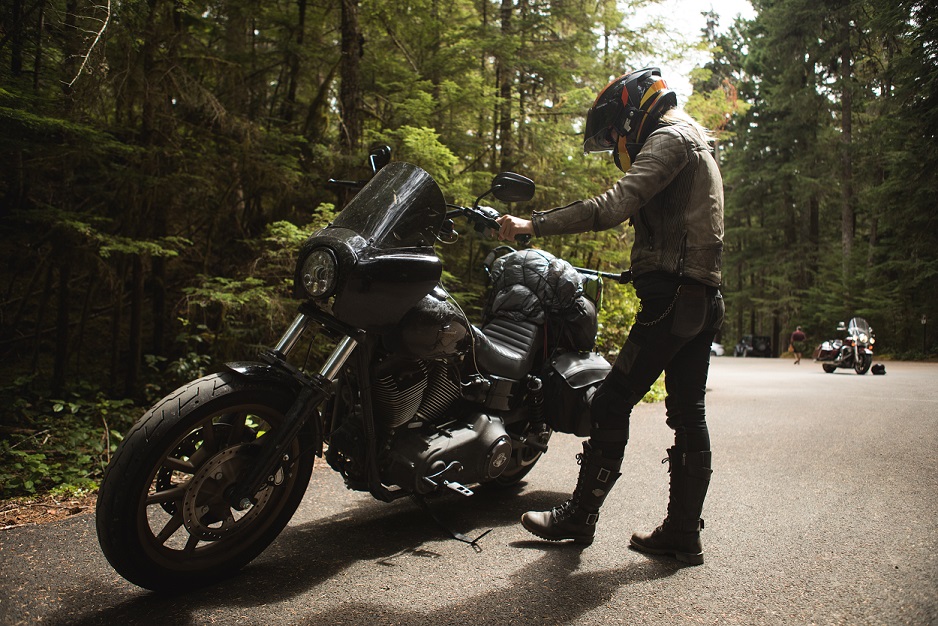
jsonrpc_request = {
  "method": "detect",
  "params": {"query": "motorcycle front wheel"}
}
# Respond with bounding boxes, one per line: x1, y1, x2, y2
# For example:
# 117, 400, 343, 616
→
854, 354, 872, 375
95, 372, 316, 592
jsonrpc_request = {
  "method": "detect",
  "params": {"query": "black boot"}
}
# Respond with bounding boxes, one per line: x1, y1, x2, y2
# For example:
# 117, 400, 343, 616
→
630, 447, 712, 565
521, 441, 622, 545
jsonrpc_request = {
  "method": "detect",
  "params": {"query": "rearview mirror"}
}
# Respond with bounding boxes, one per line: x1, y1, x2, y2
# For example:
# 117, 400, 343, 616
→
369, 145, 391, 174
491, 172, 535, 203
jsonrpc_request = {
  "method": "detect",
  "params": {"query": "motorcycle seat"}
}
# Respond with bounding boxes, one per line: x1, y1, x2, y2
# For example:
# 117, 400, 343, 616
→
471, 317, 541, 380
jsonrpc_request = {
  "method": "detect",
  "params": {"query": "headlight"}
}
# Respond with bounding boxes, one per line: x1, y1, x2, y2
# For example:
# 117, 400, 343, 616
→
859, 333, 868, 344
301, 248, 338, 297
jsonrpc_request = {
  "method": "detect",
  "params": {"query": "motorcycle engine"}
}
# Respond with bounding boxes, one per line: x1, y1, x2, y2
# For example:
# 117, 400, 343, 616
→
372, 357, 462, 428
383, 411, 513, 494
371, 353, 512, 494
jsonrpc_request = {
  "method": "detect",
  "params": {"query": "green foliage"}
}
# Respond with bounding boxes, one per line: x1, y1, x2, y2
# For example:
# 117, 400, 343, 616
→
379, 126, 459, 183
696, 0, 938, 356
0, 377, 141, 499
19, 0, 937, 501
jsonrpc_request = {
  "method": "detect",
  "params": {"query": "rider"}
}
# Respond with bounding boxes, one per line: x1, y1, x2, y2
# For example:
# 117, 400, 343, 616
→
497, 67, 724, 565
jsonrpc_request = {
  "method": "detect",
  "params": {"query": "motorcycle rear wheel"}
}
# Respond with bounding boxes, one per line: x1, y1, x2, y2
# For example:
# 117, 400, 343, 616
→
822, 363, 837, 373
493, 422, 552, 486
95, 372, 316, 591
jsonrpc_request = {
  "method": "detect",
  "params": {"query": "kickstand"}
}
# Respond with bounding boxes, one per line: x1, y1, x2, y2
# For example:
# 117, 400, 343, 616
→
411, 494, 492, 553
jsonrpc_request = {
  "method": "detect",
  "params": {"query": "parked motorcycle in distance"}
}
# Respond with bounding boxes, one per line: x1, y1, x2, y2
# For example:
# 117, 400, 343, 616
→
95, 146, 632, 591
814, 317, 875, 375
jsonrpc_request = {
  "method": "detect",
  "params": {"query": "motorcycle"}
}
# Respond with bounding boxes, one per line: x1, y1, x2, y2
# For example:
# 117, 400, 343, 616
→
95, 147, 630, 591
814, 317, 875, 375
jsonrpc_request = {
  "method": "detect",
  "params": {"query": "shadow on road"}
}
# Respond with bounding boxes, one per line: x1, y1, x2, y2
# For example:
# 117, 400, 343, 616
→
48, 483, 682, 625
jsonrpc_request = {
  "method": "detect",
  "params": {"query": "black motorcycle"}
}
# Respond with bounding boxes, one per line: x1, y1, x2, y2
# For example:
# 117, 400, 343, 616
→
814, 317, 875, 375
95, 149, 629, 591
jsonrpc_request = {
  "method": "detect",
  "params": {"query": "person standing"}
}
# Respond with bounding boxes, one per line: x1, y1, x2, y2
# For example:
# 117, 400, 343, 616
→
790, 326, 807, 364
497, 67, 724, 565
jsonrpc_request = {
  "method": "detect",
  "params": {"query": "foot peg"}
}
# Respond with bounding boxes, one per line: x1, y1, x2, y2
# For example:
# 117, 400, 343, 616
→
444, 480, 474, 497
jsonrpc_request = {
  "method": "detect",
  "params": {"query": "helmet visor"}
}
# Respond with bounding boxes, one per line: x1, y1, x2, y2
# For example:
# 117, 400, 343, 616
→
583, 97, 621, 153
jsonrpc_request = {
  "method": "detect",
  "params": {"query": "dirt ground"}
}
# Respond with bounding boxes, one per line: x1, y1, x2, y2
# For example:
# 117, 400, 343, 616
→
0, 492, 97, 530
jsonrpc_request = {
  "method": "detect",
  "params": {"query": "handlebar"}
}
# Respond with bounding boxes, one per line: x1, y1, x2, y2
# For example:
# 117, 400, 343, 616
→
573, 267, 633, 284
326, 178, 368, 191
446, 204, 531, 244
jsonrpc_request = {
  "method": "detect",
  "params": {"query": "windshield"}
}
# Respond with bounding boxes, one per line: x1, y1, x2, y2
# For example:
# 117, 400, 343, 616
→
331, 162, 446, 249
847, 317, 871, 336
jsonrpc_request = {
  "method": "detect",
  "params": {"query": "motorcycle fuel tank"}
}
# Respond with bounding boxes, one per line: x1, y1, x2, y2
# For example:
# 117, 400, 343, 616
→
383, 286, 469, 359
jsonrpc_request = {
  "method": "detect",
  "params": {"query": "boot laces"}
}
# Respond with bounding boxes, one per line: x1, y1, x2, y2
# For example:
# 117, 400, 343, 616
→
552, 499, 576, 521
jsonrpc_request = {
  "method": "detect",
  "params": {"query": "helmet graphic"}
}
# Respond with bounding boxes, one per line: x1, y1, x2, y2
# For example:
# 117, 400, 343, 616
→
583, 67, 677, 172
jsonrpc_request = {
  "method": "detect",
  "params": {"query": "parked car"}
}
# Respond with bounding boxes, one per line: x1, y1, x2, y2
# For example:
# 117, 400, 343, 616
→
734, 334, 773, 357
710, 342, 725, 356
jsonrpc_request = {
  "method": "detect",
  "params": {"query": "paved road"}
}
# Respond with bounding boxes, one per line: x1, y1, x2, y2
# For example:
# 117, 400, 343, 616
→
2, 358, 936, 625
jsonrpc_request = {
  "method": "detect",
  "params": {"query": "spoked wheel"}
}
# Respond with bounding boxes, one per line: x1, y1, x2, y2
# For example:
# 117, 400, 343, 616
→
854, 354, 872, 375
96, 372, 316, 591
493, 422, 552, 486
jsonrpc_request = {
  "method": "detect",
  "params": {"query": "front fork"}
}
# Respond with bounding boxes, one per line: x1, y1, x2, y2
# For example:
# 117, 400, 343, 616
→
228, 309, 359, 509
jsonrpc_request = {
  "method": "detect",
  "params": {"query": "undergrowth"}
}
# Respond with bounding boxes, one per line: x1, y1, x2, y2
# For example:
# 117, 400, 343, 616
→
0, 376, 142, 499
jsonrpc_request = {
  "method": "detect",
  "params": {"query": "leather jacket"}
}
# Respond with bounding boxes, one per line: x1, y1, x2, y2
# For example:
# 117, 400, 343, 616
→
531, 122, 724, 287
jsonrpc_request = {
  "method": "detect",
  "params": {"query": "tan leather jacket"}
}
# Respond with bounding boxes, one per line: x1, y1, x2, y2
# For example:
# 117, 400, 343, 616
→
531, 123, 724, 287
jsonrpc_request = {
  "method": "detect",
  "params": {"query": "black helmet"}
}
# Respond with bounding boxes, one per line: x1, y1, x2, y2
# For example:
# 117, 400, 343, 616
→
583, 67, 677, 172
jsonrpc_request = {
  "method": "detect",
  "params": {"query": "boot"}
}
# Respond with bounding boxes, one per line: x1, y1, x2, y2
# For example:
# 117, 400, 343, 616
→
521, 441, 622, 545
630, 447, 712, 565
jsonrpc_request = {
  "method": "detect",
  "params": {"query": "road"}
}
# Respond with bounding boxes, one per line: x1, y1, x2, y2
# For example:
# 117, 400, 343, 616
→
1, 357, 936, 625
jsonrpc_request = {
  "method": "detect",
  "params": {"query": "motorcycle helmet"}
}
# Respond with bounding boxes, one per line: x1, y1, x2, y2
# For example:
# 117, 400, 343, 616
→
583, 67, 677, 172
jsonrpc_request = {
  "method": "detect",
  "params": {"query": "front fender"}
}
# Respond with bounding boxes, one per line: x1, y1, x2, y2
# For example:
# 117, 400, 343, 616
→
222, 360, 325, 457
224, 360, 307, 392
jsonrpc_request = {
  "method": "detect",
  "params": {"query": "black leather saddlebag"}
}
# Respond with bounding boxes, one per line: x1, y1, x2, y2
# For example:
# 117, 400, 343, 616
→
543, 351, 611, 437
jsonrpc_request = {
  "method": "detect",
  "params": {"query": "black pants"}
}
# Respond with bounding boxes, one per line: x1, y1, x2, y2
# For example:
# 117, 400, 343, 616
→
589, 277, 724, 458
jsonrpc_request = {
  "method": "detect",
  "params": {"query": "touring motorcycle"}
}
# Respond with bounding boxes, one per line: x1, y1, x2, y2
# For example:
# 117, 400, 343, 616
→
95, 148, 629, 591
814, 317, 875, 374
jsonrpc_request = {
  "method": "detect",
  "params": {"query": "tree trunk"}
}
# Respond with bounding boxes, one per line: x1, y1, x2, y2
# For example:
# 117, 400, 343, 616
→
497, 0, 514, 171
52, 260, 70, 394
74, 268, 99, 378
32, 0, 44, 91
32, 264, 55, 372
808, 194, 819, 287
10, 0, 24, 76
282, 0, 307, 124
839, 9, 855, 284
109, 266, 124, 393
124, 257, 144, 398
339, 0, 363, 153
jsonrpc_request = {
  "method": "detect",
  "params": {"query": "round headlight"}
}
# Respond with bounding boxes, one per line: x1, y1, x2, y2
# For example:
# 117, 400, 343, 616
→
301, 248, 338, 297
859, 333, 868, 344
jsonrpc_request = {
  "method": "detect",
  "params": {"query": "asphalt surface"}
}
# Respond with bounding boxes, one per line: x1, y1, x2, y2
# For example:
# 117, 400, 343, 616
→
1, 357, 936, 625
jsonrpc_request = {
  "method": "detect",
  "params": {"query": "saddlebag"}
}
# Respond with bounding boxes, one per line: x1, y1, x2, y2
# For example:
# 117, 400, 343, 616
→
543, 350, 611, 437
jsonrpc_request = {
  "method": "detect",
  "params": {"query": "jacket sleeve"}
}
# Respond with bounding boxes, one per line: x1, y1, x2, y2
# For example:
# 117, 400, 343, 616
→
532, 127, 690, 237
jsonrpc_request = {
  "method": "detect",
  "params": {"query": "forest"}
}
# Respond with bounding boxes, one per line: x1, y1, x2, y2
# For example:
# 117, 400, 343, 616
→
1, 0, 935, 498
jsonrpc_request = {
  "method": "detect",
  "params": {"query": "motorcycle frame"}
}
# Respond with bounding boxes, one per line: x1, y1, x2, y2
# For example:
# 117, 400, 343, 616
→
224, 305, 361, 509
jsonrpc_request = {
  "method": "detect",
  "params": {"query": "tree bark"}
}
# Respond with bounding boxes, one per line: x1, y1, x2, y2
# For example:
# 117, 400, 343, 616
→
339, 0, 363, 153
52, 259, 70, 394
10, 0, 24, 76
497, 0, 514, 171
839, 8, 855, 284
283, 0, 307, 124
124, 256, 144, 398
